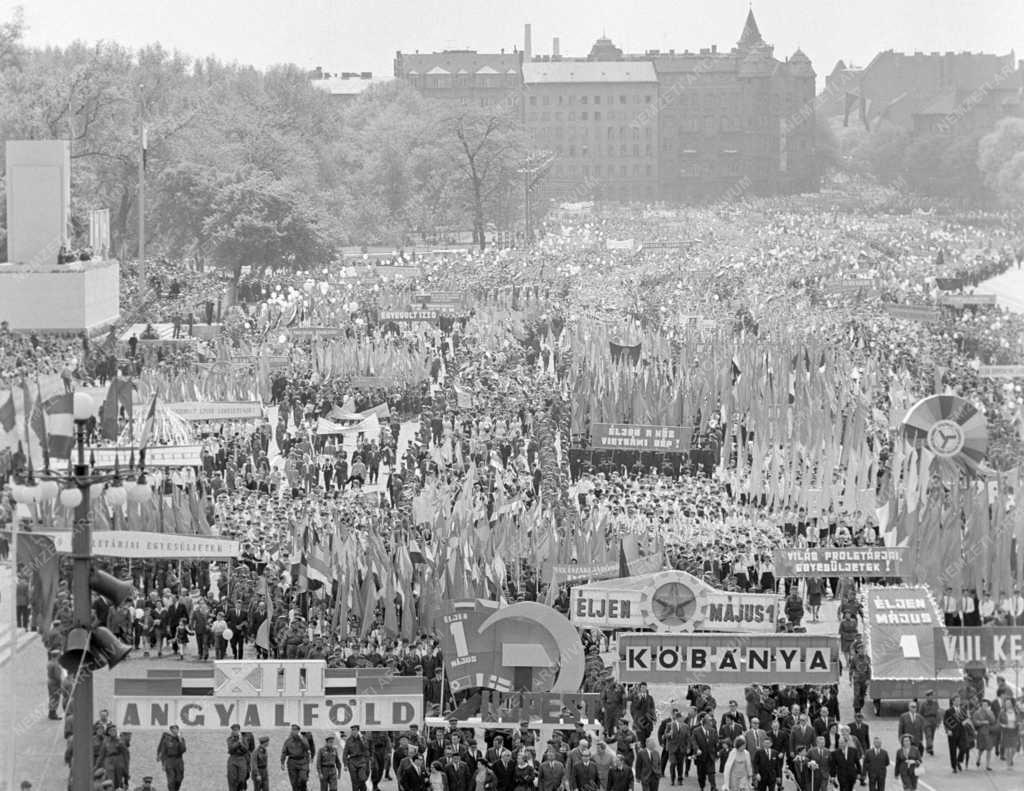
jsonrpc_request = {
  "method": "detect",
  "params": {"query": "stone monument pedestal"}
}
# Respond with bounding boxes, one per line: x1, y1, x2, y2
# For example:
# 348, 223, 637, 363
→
0, 259, 120, 331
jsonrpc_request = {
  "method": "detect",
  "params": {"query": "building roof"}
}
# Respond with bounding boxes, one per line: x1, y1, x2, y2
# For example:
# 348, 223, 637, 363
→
738, 9, 766, 49
396, 50, 521, 77
523, 60, 658, 84
311, 76, 392, 96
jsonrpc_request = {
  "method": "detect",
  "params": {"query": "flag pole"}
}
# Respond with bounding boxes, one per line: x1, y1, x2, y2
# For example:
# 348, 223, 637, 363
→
7, 511, 20, 791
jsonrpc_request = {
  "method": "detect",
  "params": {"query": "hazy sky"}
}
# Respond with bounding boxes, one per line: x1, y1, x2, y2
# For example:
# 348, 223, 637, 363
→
5, 0, 1022, 87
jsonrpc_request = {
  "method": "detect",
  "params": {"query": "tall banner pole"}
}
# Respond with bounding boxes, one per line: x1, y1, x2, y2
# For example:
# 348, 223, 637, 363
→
6, 513, 19, 791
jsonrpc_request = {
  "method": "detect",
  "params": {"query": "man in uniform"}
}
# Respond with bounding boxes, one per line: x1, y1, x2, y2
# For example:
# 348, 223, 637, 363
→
918, 690, 939, 756
157, 723, 186, 791
317, 734, 343, 791
46, 649, 64, 719
343, 724, 372, 791
252, 736, 271, 791
848, 644, 871, 715
281, 723, 313, 791
227, 724, 251, 791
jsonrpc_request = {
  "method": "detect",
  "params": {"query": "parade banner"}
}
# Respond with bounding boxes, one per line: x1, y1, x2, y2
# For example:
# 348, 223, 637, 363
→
939, 294, 997, 307
978, 365, 1024, 379
617, 633, 840, 683
550, 562, 620, 584
605, 239, 637, 251
589, 423, 692, 452
413, 292, 464, 304
91, 445, 202, 467
571, 570, 779, 633
933, 628, 1024, 669
772, 547, 909, 577
883, 305, 941, 322
163, 402, 263, 421
289, 326, 347, 338
380, 309, 439, 322
863, 586, 960, 691
37, 530, 240, 559
113, 662, 422, 731
823, 278, 873, 293
935, 277, 966, 291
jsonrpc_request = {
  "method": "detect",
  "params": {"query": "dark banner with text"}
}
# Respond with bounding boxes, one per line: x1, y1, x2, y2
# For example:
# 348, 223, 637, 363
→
773, 547, 909, 577
934, 628, 1024, 669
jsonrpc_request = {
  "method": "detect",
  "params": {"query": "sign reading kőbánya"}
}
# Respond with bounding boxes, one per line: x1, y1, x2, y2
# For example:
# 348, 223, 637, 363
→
617, 633, 839, 683
114, 661, 422, 731
933, 628, 1024, 669
773, 547, 909, 577
38, 530, 240, 559
589, 423, 692, 452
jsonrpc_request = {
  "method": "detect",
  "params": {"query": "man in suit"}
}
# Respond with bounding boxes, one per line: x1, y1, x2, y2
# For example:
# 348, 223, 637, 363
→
720, 700, 746, 730
657, 708, 679, 777
565, 739, 589, 790
635, 741, 661, 791
862, 737, 888, 791
830, 735, 862, 791
606, 754, 633, 791
848, 714, 869, 756
399, 753, 426, 791
664, 711, 691, 786
631, 683, 657, 743
719, 716, 745, 773
538, 749, 566, 791
752, 736, 782, 791
224, 602, 247, 660
789, 712, 816, 760
807, 736, 832, 789
691, 713, 718, 791
571, 749, 600, 791
444, 751, 473, 791
492, 749, 515, 791
744, 718, 768, 755
896, 701, 924, 754
484, 735, 505, 766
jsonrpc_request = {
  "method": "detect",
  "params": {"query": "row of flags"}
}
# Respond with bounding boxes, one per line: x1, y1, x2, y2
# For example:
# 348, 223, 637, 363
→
0, 377, 158, 471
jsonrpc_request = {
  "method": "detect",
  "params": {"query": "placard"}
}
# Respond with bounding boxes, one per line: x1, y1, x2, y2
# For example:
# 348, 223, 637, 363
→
413, 292, 464, 304
589, 423, 693, 452
617, 633, 839, 683
933, 627, 1024, 669
37, 530, 240, 559
92, 445, 203, 467
289, 327, 347, 338
978, 365, 1024, 379
863, 586, 959, 685
773, 547, 909, 577
883, 305, 941, 322
549, 562, 620, 584
939, 294, 997, 307
380, 310, 439, 322
164, 402, 263, 421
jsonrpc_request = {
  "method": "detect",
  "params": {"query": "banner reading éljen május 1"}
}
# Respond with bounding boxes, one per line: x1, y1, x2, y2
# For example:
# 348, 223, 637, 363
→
773, 547, 909, 577
617, 633, 840, 684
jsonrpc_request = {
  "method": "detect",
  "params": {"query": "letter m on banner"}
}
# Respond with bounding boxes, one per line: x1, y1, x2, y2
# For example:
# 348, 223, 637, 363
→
214, 662, 263, 697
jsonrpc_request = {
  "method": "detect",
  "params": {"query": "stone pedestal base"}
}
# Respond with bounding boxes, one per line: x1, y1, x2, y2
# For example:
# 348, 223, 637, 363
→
0, 259, 120, 331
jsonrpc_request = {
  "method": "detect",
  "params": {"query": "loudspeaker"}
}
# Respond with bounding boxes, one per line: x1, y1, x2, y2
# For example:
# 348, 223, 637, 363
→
59, 627, 92, 673
90, 568, 134, 607
90, 626, 132, 670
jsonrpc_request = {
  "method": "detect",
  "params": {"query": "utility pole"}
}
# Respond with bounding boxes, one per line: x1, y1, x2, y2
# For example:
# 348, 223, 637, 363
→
138, 84, 146, 282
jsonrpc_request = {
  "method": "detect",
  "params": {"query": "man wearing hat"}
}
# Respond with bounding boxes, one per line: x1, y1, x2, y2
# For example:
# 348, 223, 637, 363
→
248, 735, 271, 791
157, 723, 187, 791
919, 690, 939, 756
317, 734, 343, 791
343, 724, 371, 791
227, 723, 252, 791
282, 724, 313, 791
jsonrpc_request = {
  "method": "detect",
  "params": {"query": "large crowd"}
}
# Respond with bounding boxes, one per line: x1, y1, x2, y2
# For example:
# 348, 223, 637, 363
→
4, 188, 1024, 791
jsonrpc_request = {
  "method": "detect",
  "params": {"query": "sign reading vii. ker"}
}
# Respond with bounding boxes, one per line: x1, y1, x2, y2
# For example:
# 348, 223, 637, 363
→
934, 628, 1024, 669
113, 662, 422, 731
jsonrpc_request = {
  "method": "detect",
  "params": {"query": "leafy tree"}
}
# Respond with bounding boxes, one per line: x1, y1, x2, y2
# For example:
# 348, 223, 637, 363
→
978, 117, 1024, 204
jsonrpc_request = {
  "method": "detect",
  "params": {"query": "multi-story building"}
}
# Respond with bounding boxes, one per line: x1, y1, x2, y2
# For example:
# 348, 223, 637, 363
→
392, 10, 817, 200
392, 49, 523, 107
310, 70, 392, 103
822, 50, 1024, 134
522, 60, 660, 201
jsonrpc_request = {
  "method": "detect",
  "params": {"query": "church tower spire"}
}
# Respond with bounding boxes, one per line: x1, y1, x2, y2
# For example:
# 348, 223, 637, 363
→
737, 8, 766, 50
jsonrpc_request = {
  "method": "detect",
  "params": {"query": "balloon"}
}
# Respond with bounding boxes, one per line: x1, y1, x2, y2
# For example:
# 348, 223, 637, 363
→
134, 608, 145, 620
222, 628, 234, 641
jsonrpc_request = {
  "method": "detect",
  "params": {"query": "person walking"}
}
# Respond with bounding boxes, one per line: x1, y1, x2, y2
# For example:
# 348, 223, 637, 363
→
317, 734, 343, 791
157, 724, 187, 791
862, 737, 889, 791
722, 736, 753, 791
282, 723, 313, 791
344, 724, 372, 791
227, 724, 252, 791
252, 736, 271, 791
46, 650, 64, 720
893, 735, 921, 790
635, 741, 661, 791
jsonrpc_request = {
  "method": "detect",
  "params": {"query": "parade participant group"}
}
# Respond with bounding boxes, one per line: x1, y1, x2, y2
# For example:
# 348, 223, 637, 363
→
3, 190, 1024, 791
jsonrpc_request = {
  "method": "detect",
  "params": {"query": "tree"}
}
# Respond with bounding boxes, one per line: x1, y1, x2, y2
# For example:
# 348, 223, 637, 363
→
848, 124, 910, 184
978, 117, 1024, 204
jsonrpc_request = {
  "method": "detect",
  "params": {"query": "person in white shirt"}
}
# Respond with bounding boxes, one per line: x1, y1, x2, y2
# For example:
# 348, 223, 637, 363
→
979, 591, 997, 624
942, 586, 961, 627
1004, 588, 1024, 626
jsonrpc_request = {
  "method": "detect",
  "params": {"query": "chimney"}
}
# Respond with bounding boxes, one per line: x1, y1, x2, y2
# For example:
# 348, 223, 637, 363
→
553, 37, 560, 58
524, 24, 532, 60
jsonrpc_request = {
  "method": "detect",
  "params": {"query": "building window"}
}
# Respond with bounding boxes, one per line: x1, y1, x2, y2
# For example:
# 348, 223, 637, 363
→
541, 111, 550, 121
557, 95, 564, 104
581, 95, 588, 104
582, 144, 589, 157
542, 95, 550, 105
608, 145, 614, 157
645, 95, 652, 104
568, 111, 575, 121
634, 164, 641, 176
632, 127, 639, 140
620, 165, 627, 177
569, 145, 576, 157
633, 144, 639, 156
703, 115, 715, 134
620, 144, 627, 156
720, 116, 730, 132
645, 126, 652, 139
607, 127, 614, 140
646, 164, 652, 177
555, 111, 562, 121
594, 95, 601, 104
619, 95, 627, 104
646, 143, 652, 156
594, 111, 601, 121
581, 111, 588, 120
568, 95, 575, 105
529, 96, 537, 106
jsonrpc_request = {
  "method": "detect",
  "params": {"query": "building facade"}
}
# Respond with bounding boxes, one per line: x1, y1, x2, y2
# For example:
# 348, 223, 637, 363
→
392, 10, 818, 201
822, 50, 1023, 134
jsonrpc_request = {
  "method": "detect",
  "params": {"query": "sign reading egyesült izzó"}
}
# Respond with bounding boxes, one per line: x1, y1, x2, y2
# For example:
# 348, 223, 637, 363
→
772, 547, 909, 577
589, 423, 693, 451
113, 662, 422, 731
617, 633, 839, 683
380, 309, 439, 322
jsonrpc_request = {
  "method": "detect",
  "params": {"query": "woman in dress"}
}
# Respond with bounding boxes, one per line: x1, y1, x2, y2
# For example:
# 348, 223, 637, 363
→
805, 577, 824, 622
722, 736, 753, 791
894, 734, 922, 790
997, 693, 1020, 768
970, 699, 995, 770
